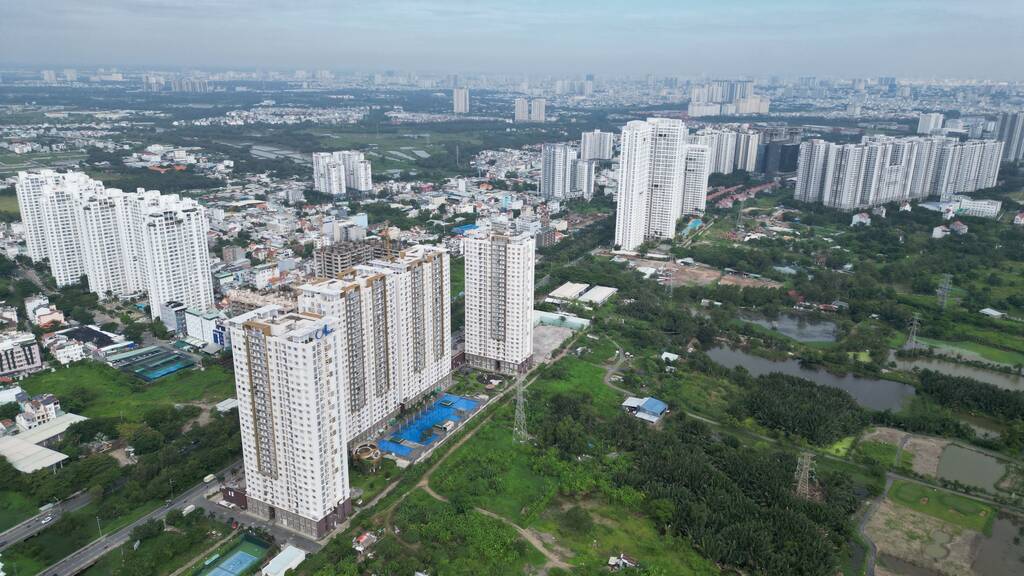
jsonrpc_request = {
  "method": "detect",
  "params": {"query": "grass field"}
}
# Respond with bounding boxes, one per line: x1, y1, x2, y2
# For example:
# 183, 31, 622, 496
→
0, 194, 20, 215
856, 441, 912, 469
533, 500, 720, 574
306, 129, 476, 175
20, 362, 235, 421
450, 256, 465, 298
825, 436, 856, 457
0, 150, 87, 176
889, 480, 995, 535
916, 337, 1024, 366
83, 516, 227, 576
0, 491, 40, 532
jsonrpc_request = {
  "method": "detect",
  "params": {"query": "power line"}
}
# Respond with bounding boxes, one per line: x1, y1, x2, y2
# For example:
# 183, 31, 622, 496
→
513, 377, 528, 443
937, 273, 953, 311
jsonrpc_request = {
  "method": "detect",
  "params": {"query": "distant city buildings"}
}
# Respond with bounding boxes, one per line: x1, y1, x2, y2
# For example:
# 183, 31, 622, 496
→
463, 226, 535, 375
688, 127, 761, 174
540, 144, 596, 200
795, 136, 1004, 210
15, 171, 214, 317
580, 130, 614, 161
453, 87, 469, 114
514, 98, 529, 123
313, 151, 373, 196
614, 118, 709, 251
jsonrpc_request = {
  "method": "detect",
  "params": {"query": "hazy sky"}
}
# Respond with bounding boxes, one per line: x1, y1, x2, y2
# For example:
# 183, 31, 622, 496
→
3, 0, 1023, 78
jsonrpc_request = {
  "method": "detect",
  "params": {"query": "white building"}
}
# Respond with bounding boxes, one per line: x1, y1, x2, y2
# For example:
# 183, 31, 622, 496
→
513, 98, 529, 123
15, 172, 213, 316
297, 245, 451, 445
580, 130, 614, 161
312, 151, 372, 195
529, 98, 546, 123
229, 306, 351, 539
463, 226, 535, 375
917, 113, 945, 135
795, 136, 1003, 210
0, 332, 43, 379
453, 87, 469, 114
688, 127, 761, 174
540, 143, 576, 199
614, 118, 708, 251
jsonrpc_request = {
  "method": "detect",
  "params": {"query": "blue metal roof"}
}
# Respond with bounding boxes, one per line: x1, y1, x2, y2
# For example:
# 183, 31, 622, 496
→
640, 397, 668, 415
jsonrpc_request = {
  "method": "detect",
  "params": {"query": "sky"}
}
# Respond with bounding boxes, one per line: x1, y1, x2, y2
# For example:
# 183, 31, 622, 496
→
2, 0, 1023, 79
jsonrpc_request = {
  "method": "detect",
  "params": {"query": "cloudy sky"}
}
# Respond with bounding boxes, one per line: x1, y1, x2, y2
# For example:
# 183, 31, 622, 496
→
2, 0, 1022, 78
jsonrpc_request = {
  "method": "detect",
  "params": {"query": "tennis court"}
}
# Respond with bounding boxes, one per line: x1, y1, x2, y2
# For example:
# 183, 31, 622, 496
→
196, 536, 269, 576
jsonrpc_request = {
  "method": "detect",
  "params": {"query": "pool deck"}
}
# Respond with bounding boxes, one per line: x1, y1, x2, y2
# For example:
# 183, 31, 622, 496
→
378, 393, 486, 463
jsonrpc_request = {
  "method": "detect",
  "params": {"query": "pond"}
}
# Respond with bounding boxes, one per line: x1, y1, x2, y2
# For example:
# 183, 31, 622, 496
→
890, 354, 1024, 392
936, 444, 1006, 492
706, 346, 916, 412
740, 312, 838, 342
973, 513, 1024, 576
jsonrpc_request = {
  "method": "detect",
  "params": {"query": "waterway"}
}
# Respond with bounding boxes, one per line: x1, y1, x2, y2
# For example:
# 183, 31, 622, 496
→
935, 444, 1006, 492
706, 346, 915, 411
973, 513, 1024, 576
890, 354, 1024, 391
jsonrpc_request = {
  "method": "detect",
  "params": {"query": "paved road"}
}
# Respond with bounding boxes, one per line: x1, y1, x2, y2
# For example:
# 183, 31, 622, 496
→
0, 491, 92, 551
37, 462, 239, 576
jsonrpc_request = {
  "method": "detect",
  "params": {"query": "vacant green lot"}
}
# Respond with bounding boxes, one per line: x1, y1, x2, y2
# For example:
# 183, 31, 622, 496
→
20, 361, 235, 421
0, 151, 87, 176
0, 194, 20, 215
889, 480, 994, 534
916, 337, 1024, 366
856, 441, 912, 469
0, 491, 40, 532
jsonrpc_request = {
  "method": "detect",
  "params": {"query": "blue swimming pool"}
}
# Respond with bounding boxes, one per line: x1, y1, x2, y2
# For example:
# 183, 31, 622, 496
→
379, 394, 479, 456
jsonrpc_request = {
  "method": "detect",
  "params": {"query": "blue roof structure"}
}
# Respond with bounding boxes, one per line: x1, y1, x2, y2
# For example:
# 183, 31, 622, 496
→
452, 224, 479, 234
639, 397, 668, 415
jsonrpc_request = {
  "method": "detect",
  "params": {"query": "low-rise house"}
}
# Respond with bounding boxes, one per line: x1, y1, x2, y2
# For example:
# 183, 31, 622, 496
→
949, 221, 968, 235
15, 393, 62, 431
0, 332, 43, 379
850, 212, 871, 227
24, 295, 64, 327
621, 397, 668, 424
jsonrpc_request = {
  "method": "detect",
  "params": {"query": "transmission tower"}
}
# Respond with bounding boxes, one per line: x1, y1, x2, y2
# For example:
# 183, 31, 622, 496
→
513, 378, 528, 443
906, 314, 921, 350
937, 274, 953, 311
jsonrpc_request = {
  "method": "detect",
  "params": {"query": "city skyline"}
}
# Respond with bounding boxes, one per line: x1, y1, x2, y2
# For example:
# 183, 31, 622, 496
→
3, 1, 1024, 79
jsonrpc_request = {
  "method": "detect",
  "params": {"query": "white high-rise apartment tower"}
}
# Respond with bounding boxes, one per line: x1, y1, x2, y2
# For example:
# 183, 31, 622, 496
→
614, 118, 707, 251
464, 226, 535, 375
15, 171, 214, 315
312, 152, 347, 196
580, 130, 614, 161
529, 99, 546, 123
339, 151, 373, 193
514, 98, 529, 123
996, 112, 1024, 162
917, 113, 945, 135
297, 245, 451, 445
540, 143, 577, 198
453, 88, 469, 114
229, 306, 351, 539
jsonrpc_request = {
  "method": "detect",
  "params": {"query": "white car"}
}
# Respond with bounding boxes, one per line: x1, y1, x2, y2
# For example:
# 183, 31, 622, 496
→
40, 516, 53, 525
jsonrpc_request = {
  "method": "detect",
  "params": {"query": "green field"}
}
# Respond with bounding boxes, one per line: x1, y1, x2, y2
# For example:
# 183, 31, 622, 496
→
825, 436, 856, 457
0, 491, 40, 532
450, 256, 465, 298
856, 441, 912, 469
889, 480, 995, 534
84, 516, 227, 576
20, 361, 235, 421
0, 150, 87, 176
0, 194, 20, 215
307, 129, 477, 176
916, 337, 1024, 366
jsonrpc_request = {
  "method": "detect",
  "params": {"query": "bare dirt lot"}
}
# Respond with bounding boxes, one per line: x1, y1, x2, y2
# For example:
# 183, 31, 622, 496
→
865, 499, 978, 576
862, 427, 910, 446
904, 436, 951, 478
603, 253, 782, 289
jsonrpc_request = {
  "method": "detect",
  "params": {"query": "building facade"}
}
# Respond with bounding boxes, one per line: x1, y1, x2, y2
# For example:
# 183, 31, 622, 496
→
463, 227, 535, 375
229, 307, 352, 539
580, 130, 614, 161
312, 151, 373, 196
540, 143, 576, 199
453, 87, 469, 114
297, 245, 452, 445
997, 111, 1024, 162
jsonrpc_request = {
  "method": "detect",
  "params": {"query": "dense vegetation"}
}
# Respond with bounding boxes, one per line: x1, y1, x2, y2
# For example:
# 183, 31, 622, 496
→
734, 373, 868, 444
917, 369, 1024, 421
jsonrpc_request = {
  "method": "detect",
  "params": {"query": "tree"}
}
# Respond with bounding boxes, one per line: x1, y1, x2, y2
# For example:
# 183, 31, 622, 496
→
0, 402, 20, 420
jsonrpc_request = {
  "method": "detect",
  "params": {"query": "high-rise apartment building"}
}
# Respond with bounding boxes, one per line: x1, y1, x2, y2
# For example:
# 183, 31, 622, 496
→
297, 245, 451, 444
453, 87, 469, 114
614, 118, 708, 251
312, 151, 373, 196
15, 171, 214, 315
917, 113, 945, 135
574, 159, 596, 200
580, 130, 614, 161
229, 306, 352, 539
313, 239, 389, 278
529, 98, 546, 123
312, 152, 347, 196
795, 136, 1003, 210
463, 227, 535, 375
514, 98, 529, 123
540, 143, 576, 199
996, 112, 1024, 162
